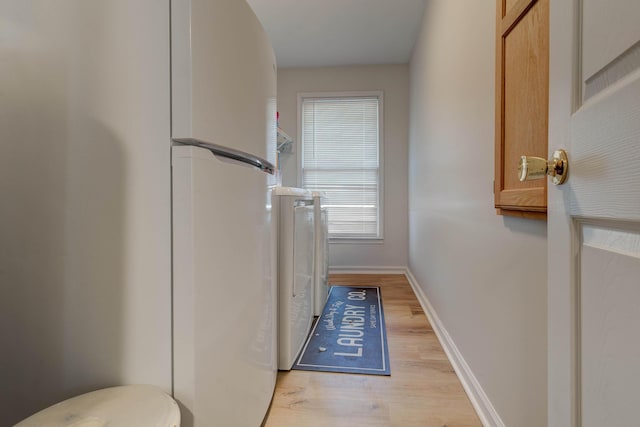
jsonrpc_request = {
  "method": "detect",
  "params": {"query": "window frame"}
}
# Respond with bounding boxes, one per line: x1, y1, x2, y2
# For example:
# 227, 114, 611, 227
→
297, 91, 385, 242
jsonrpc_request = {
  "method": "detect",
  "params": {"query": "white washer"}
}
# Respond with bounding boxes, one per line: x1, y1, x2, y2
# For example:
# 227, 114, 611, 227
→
272, 187, 315, 370
312, 191, 329, 316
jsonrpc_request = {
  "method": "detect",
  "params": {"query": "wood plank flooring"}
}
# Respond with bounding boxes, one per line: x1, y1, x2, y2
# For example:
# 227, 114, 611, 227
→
263, 274, 482, 427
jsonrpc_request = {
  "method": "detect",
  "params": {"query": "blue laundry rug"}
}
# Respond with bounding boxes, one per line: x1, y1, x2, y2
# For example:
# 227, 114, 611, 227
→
293, 286, 390, 375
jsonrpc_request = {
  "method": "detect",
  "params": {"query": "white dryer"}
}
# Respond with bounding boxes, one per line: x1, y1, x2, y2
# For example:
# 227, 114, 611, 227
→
272, 187, 315, 370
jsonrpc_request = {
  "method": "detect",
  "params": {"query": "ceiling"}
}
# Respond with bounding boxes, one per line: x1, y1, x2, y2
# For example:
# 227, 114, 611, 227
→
246, 0, 427, 68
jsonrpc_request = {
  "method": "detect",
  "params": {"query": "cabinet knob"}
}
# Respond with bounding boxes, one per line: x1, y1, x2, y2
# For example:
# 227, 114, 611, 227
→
518, 149, 568, 185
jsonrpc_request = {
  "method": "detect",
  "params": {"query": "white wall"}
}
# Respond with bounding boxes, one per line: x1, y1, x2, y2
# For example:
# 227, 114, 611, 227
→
278, 65, 409, 269
408, 2, 547, 426
0, 2, 171, 424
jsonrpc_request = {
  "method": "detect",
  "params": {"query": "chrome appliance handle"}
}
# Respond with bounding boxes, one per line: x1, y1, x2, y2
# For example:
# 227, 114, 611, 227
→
172, 137, 275, 175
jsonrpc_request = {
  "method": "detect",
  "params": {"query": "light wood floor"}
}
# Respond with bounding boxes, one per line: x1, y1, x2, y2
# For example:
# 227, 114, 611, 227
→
263, 274, 482, 427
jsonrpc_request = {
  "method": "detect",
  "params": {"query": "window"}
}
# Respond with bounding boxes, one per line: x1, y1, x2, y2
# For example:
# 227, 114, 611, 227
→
299, 92, 383, 240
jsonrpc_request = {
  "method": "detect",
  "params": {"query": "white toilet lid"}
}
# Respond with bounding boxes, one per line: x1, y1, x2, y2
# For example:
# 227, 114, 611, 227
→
15, 385, 180, 427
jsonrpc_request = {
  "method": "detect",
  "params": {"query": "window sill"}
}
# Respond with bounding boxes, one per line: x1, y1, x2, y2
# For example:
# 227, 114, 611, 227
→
329, 237, 384, 245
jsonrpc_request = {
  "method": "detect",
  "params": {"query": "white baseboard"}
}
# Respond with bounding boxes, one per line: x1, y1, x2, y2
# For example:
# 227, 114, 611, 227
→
328, 265, 407, 275
404, 269, 505, 427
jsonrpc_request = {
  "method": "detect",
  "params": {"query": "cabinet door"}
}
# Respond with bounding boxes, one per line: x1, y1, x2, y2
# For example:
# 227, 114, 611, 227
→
494, 0, 548, 219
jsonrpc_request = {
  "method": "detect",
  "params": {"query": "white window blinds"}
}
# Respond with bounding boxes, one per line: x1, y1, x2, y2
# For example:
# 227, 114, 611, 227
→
301, 95, 381, 239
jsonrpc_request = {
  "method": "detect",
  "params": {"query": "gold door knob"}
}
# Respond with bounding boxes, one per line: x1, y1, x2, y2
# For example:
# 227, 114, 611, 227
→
518, 149, 568, 185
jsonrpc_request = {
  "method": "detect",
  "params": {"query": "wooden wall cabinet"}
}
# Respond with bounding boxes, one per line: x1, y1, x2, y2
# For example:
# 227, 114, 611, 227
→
495, 0, 549, 220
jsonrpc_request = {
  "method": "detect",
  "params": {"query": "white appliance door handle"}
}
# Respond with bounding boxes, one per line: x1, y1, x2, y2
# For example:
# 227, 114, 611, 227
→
172, 137, 275, 175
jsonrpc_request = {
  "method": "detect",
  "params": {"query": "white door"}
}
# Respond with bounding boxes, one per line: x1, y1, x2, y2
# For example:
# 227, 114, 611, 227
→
548, 1, 640, 426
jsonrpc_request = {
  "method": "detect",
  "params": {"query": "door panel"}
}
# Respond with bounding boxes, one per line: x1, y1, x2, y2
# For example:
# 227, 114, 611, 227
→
579, 223, 640, 427
504, 0, 549, 193
582, 0, 640, 81
569, 76, 640, 218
